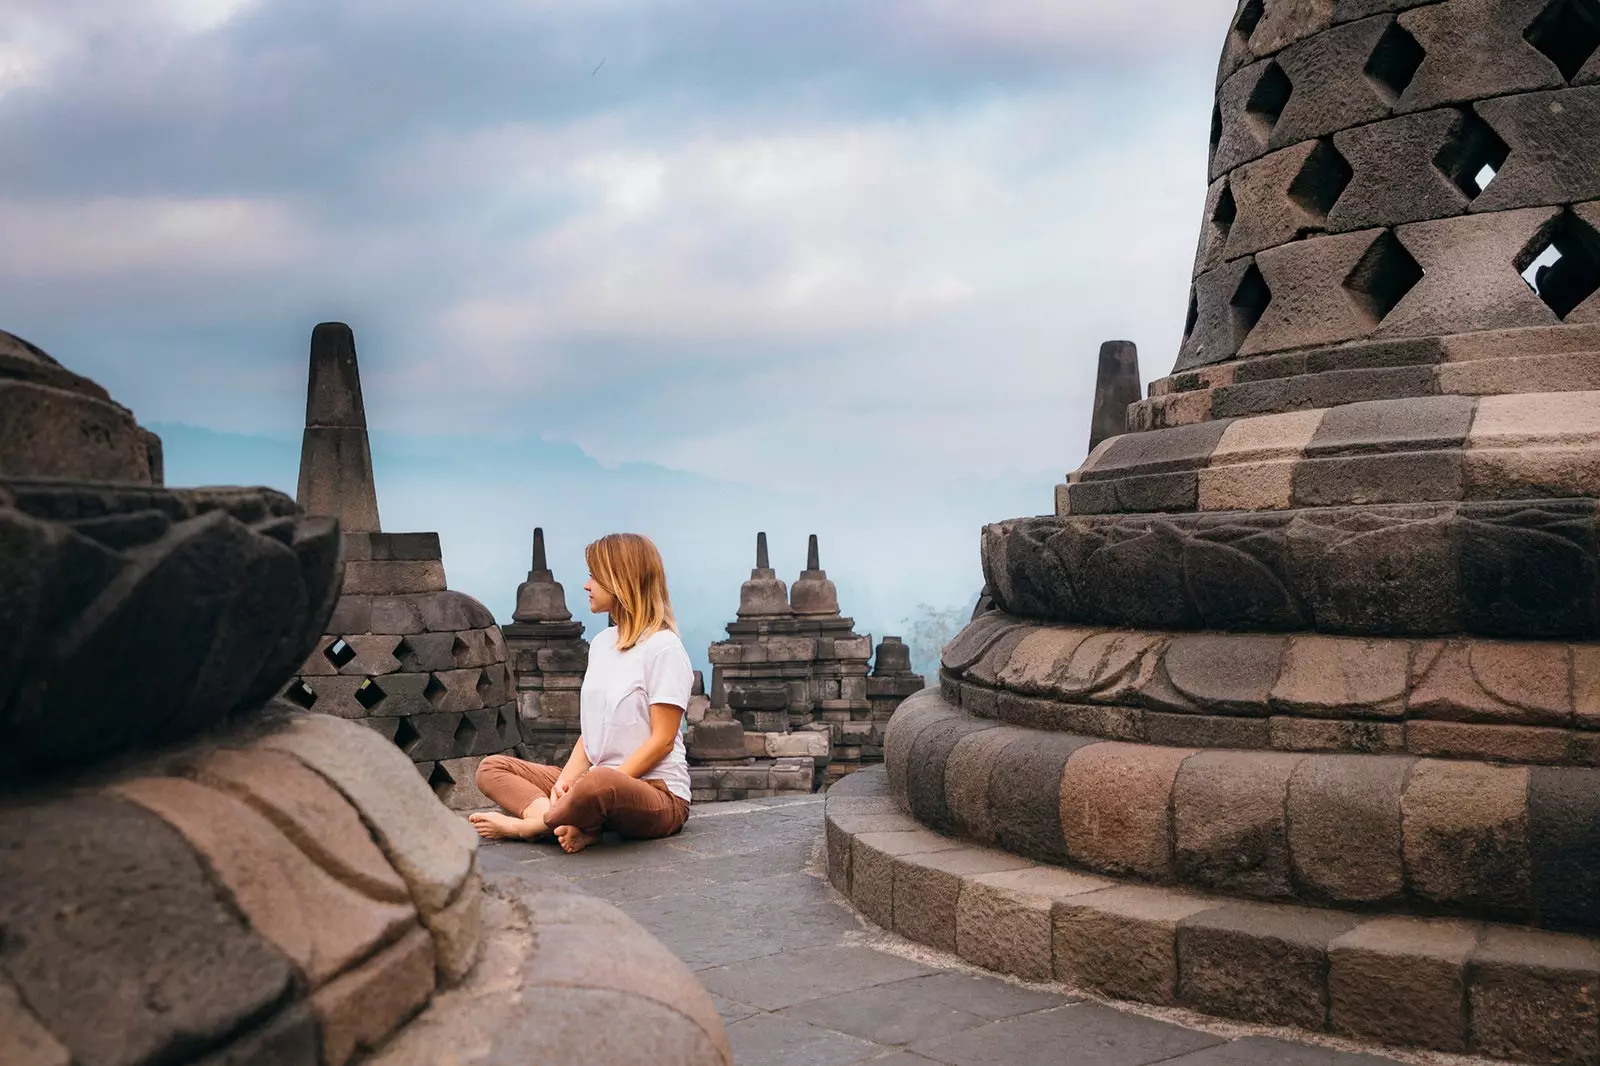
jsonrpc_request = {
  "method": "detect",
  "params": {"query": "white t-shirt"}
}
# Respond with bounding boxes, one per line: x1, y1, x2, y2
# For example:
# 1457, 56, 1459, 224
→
579, 626, 694, 801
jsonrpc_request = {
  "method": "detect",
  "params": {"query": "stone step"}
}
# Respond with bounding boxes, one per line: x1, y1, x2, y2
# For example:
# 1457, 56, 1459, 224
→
825, 766, 1600, 1065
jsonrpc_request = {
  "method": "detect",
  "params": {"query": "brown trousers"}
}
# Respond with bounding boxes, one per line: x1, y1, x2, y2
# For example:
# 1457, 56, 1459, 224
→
475, 754, 689, 839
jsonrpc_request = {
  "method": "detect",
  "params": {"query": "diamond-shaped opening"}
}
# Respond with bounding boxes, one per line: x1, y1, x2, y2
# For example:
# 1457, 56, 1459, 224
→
477, 668, 494, 698
1343, 230, 1425, 324
427, 762, 455, 801
1234, 0, 1265, 40
1210, 103, 1223, 156
1524, 0, 1600, 82
323, 638, 357, 669
1184, 289, 1201, 340
1230, 262, 1272, 339
1364, 21, 1426, 103
355, 678, 387, 711
1518, 210, 1600, 318
454, 714, 478, 752
450, 635, 470, 665
496, 708, 509, 733
394, 716, 423, 755
1287, 139, 1353, 222
1433, 110, 1511, 200
1245, 62, 1292, 140
285, 679, 318, 710
393, 637, 416, 669
1212, 182, 1238, 243
424, 675, 448, 708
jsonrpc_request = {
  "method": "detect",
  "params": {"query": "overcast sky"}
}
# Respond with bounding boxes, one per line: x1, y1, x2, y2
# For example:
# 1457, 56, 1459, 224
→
0, 0, 1239, 668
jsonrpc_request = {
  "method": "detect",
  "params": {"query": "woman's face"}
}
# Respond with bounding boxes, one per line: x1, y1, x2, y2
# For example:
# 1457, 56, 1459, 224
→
583, 574, 616, 615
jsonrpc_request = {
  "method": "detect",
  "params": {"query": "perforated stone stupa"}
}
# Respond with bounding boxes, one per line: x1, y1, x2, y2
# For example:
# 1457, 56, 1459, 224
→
831, 3, 1600, 1063
501, 527, 589, 765
285, 324, 519, 809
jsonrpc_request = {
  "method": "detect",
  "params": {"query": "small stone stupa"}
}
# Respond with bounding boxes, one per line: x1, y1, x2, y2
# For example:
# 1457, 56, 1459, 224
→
285, 324, 519, 809
502, 527, 590, 765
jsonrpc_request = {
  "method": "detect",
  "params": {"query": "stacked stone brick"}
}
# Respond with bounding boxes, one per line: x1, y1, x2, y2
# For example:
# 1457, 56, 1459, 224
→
285, 324, 519, 809
832, 3, 1600, 1063
687, 533, 924, 800
501, 527, 589, 765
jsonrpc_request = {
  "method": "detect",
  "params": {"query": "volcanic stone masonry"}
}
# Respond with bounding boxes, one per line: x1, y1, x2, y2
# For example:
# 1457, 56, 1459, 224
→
0, 329, 730, 1065
284, 324, 520, 811
685, 532, 925, 801
828, 2, 1600, 1064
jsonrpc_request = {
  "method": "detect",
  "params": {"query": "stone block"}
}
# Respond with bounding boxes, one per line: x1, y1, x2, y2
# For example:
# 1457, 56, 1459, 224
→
1144, 712, 1271, 749
1268, 716, 1407, 753
1161, 634, 1286, 714
884, 690, 962, 810
1060, 742, 1191, 878
312, 925, 436, 1066
1177, 902, 1360, 1029
1177, 257, 1267, 369
988, 731, 1097, 864
1210, 365, 1439, 418
1053, 886, 1218, 1005
342, 559, 447, 596
687, 720, 748, 761
1211, 62, 1279, 180
1174, 750, 1303, 899
1294, 450, 1465, 507
1221, 141, 1342, 260
299, 674, 373, 719
342, 531, 441, 562
1199, 409, 1323, 510
893, 846, 1034, 953
1287, 754, 1410, 904
1469, 926, 1600, 1065
1528, 766, 1600, 931
1269, 15, 1396, 148
766, 730, 830, 758
1440, 351, 1600, 395
340, 633, 403, 676
327, 594, 373, 636
1471, 87, 1600, 212
907, 714, 997, 834
1327, 917, 1478, 1051
1329, 109, 1474, 232
0, 796, 297, 1066
1271, 635, 1409, 717
942, 726, 1022, 845
0, 975, 73, 1066
369, 596, 427, 634
955, 866, 1109, 981
1397, 0, 1567, 113
1406, 720, 1572, 764
1381, 207, 1563, 339
1467, 390, 1600, 501
1241, 230, 1394, 356
1401, 759, 1532, 918
258, 713, 480, 916
851, 830, 962, 931
1410, 636, 1570, 725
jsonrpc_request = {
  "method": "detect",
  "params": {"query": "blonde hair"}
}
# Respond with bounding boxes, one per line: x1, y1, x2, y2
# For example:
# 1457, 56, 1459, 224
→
585, 533, 677, 651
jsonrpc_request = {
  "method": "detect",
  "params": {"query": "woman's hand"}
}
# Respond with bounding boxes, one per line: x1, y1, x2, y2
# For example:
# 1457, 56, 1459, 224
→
550, 776, 573, 803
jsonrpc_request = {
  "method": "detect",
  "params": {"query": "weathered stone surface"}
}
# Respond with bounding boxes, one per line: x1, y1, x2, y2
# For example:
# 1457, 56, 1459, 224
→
113, 775, 417, 987
1402, 759, 1532, 918
1329, 109, 1475, 231
1287, 755, 1410, 904
893, 846, 1034, 953
1271, 635, 1408, 716
988, 731, 1097, 864
1177, 257, 1268, 370
0, 795, 297, 1066
0, 978, 70, 1066
1060, 742, 1190, 878
312, 925, 436, 1066
258, 713, 479, 915
1528, 766, 1600, 931
1467, 390, 1600, 500
1178, 902, 1360, 1029
943, 726, 1023, 844
1328, 917, 1479, 1051
1054, 887, 1218, 1005
1397, 0, 1567, 114
885, 689, 961, 810
851, 829, 962, 931
1174, 751, 1303, 898
956, 866, 1110, 981
1198, 409, 1323, 510
1469, 926, 1600, 1065
1162, 634, 1286, 713
1088, 341, 1142, 452
1473, 88, 1600, 212
906, 714, 997, 835
1268, 15, 1396, 148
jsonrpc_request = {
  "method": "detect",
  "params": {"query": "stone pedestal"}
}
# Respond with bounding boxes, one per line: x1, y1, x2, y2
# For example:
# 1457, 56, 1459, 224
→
501, 528, 588, 766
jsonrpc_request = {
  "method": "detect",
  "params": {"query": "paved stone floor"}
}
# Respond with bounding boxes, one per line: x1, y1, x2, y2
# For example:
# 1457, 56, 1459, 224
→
476, 796, 1451, 1066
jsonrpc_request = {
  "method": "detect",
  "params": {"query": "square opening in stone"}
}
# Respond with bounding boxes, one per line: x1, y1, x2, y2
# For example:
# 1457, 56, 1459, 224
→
424, 675, 448, 708
1343, 230, 1424, 324
1518, 210, 1600, 318
1230, 262, 1272, 340
1245, 62, 1293, 142
1433, 110, 1511, 200
395, 716, 422, 755
1364, 20, 1426, 103
284, 679, 318, 710
355, 678, 387, 711
1288, 139, 1353, 222
1234, 0, 1265, 40
1524, 0, 1600, 81
427, 762, 455, 800
453, 715, 478, 753
323, 638, 356, 670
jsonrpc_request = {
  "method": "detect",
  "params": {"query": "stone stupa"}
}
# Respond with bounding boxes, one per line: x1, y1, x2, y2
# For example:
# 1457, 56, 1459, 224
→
829, 2, 1600, 1062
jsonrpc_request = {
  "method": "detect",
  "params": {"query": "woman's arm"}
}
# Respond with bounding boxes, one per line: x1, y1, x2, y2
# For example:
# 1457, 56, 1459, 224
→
614, 704, 684, 779
551, 738, 593, 801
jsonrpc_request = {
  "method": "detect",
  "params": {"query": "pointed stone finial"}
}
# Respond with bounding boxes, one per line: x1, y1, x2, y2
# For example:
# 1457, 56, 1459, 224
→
296, 322, 381, 533
1087, 340, 1141, 454
737, 531, 790, 618
514, 527, 571, 623
791, 533, 841, 617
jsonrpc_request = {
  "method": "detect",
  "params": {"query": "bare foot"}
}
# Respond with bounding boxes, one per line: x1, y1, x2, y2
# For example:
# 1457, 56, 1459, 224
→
554, 824, 601, 853
469, 810, 547, 841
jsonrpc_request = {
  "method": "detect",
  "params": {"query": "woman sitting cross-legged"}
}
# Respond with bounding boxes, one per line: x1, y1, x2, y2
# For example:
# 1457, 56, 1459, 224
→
470, 532, 693, 853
